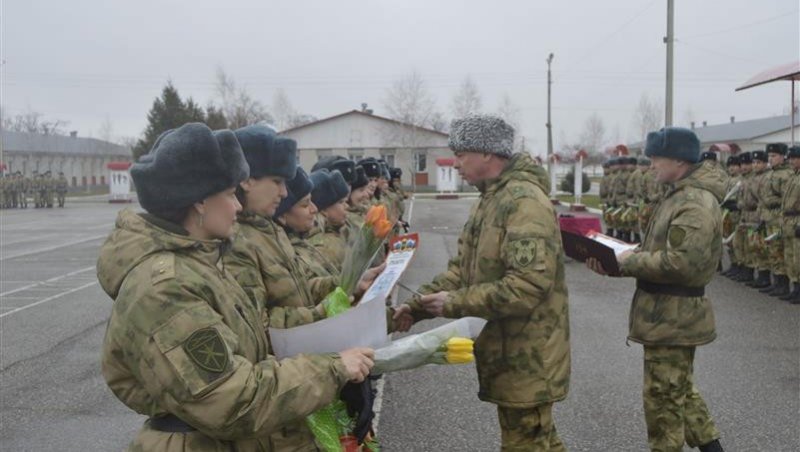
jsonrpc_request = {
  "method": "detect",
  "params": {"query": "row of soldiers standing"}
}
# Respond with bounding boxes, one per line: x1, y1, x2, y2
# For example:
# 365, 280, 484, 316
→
600, 143, 800, 303
723, 144, 800, 303
0, 171, 69, 209
599, 155, 662, 243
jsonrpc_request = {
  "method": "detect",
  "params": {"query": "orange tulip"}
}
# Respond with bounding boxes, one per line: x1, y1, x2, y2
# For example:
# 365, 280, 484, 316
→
365, 205, 387, 226
373, 219, 393, 238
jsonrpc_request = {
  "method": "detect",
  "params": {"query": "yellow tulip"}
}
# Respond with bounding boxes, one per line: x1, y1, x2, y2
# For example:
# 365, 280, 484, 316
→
446, 351, 475, 364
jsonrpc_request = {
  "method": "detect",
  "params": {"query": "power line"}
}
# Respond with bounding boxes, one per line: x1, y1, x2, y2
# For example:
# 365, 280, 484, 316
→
681, 8, 798, 39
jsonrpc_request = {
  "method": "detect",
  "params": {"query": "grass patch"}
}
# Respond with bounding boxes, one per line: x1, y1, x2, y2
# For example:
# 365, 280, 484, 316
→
556, 194, 602, 209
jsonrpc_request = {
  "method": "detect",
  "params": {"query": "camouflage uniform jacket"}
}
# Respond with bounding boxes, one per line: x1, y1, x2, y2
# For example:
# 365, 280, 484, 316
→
737, 171, 758, 225
620, 163, 726, 346
224, 212, 337, 329
408, 153, 570, 409
612, 170, 631, 205
760, 163, 793, 226
98, 209, 350, 452
598, 173, 611, 203
626, 168, 643, 205
288, 229, 340, 278
308, 221, 348, 273
782, 169, 800, 225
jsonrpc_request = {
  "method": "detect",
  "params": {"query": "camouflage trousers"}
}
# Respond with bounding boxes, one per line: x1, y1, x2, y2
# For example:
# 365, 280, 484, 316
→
746, 228, 769, 270
784, 219, 800, 283
497, 403, 565, 451
643, 346, 719, 452
733, 226, 749, 267
765, 223, 786, 275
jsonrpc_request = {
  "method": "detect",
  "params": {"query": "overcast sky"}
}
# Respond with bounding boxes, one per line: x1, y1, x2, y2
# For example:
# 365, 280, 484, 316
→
3, 0, 798, 154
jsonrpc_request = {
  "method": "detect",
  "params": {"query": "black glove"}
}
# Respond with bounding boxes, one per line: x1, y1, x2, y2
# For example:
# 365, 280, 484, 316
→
720, 199, 738, 211
795, 225, 800, 238
401, 220, 410, 233
339, 381, 375, 444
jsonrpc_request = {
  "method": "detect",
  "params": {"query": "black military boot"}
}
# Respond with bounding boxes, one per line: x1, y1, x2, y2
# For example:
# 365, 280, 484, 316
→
606, 228, 615, 237
723, 264, 739, 278
735, 266, 755, 283
698, 439, 724, 452
768, 275, 791, 297
758, 274, 778, 293
749, 270, 771, 289
779, 283, 800, 301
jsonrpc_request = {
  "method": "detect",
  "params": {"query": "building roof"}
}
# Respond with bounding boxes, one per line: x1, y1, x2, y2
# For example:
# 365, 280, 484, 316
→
279, 109, 449, 137
1, 130, 130, 157
629, 112, 800, 148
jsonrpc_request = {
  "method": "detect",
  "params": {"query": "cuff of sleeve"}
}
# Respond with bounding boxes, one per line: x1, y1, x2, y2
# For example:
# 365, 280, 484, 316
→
441, 291, 462, 318
330, 355, 351, 388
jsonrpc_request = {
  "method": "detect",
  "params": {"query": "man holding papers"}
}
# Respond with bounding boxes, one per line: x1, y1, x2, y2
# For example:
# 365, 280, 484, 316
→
587, 127, 725, 452
396, 114, 571, 451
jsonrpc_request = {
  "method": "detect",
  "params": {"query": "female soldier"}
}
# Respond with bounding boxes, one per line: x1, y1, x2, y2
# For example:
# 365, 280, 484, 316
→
98, 123, 374, 451
308, 169, 352, 272
223, 126, 382, 451
274, 167, 339, 278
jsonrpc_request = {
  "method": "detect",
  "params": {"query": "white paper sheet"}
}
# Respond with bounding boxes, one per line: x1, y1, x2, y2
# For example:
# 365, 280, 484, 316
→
360, 249, 415, 304
268, 295, 389, 359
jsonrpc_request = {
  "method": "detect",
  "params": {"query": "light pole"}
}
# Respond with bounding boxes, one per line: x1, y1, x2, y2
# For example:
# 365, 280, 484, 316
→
664, 0, 675, 126
546, 52, 555, 196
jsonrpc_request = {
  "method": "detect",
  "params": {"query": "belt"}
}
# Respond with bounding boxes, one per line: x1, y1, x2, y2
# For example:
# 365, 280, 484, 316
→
766, 203, 781, 210
636, 280, 705, 297
148, 414, 197, 433
784, 211, 800, 217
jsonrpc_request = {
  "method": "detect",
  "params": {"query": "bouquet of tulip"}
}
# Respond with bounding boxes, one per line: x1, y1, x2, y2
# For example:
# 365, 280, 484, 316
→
373, 334, 474, 374
322, 205, 394, 316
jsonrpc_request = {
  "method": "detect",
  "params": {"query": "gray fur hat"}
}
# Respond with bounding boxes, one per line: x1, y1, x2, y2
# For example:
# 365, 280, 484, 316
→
131, 123, 249, 216
448, 114, 515, 158
234, 124, 297, 180
310, 169, 350, 211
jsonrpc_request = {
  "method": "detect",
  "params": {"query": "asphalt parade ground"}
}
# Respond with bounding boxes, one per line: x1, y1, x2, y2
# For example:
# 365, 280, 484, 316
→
0, 197, 797, 451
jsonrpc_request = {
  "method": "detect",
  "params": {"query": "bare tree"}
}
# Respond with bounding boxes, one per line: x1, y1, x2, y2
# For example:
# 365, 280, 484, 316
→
272, 88, 296, 130
682, 107, 696, 128
450, 75, 482, 118
1, 108, 69, 135
98, 116, 114, 143
496, 93, 524, 152
579, 113, 606, 154
631, 92, 662, 144
214, 66, 273, 129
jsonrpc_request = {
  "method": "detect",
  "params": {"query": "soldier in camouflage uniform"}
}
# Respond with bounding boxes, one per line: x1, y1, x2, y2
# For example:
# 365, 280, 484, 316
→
625, 158, 644, 242
729, 152, 755, 281
20, 172, 30, 208
223, 125, 384, 451
746, 151, 772, 289
276, 167, 341, 279
638, 157, 660, 241
612, 157, 635, 241
588, 127, 725, 452
98, 123, 375, 451
346, 165, 371, 231
43, 171, 55, 208
720, 156, 743, 277
600, 159, 617, 236
755, 144, 794, 296
56, 171, 69, 207
397, 115, 570, 451
307, 169, 353, 273
780, 146, 800, 303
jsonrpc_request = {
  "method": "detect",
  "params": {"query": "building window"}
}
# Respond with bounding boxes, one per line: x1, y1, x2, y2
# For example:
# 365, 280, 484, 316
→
82, 176, 87, 187
380, 150, 396, 167
316, 149, 332, 162
100, 176, 106, 185
414, 152, 427, 172
348, 149, 364, 161
71, 177, 77, 187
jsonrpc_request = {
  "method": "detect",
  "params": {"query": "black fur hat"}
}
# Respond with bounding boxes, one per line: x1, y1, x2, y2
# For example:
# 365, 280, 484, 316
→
738, 152, 753, 164
131, 123, 249, 215
358, 157, 381, 179
389, 167, 403, 179
766, 143, 788, 155
234, 125, 297, 180
312, 155, 356, 184
700, 151, 717, 162
752, 150, 768, 163
274, 167, 314, 218
351, 166, 369, 190
310, 169, 350, 211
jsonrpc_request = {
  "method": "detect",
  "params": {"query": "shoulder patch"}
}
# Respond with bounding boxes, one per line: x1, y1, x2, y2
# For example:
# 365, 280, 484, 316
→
151, 253, 175, 284
668, 226, 687, 248
183, 327, 229, 373
510, 238, 538, 267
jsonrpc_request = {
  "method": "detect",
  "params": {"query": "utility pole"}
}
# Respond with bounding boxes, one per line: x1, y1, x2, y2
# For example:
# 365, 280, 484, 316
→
664, 0, 675, 126
546, 52, 555, 195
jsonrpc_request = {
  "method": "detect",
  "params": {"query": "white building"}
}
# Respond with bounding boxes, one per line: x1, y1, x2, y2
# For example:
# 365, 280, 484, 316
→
629, 113, 800, 156
280, 109, 455, 188
1, 130, 131, 189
